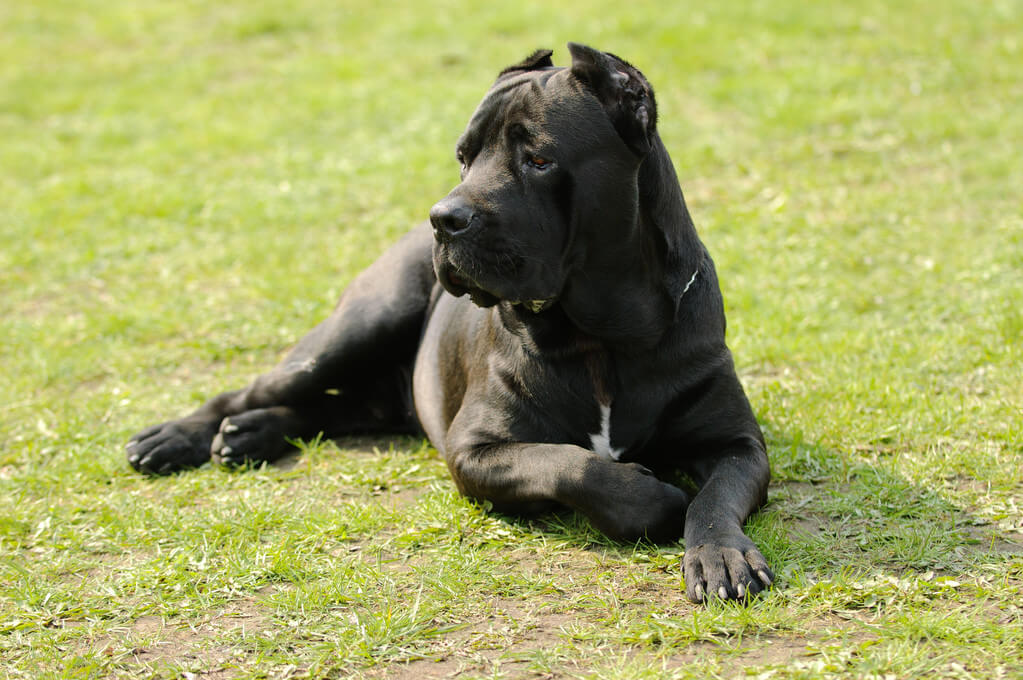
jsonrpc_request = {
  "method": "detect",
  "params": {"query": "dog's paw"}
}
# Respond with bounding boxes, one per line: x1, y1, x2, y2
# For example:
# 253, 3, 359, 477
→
584, 462, 688, 543
683, 536, 773, 603
210, 408, 302, 467
126, 420, 215, 475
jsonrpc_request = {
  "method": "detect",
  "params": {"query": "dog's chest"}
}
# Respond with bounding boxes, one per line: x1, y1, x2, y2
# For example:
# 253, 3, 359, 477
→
589, 403, 624, 460
574, 345, 678, 461
496, 322, 669, 459
582, 350, 625, 460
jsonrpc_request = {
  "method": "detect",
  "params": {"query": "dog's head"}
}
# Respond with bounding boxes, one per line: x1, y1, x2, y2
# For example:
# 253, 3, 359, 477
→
430, 43, 659, 311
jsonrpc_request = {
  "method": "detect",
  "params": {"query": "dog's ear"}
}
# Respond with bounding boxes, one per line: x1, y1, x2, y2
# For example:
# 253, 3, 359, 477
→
499, 48, 555, 77
568, 42, 657, 156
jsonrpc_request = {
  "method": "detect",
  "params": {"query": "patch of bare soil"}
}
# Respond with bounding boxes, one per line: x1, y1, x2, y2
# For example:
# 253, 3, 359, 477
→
369, 613, 870, 680
960, 523, 1023, 555
81, 593, 278, 678
363, 598, 580, 680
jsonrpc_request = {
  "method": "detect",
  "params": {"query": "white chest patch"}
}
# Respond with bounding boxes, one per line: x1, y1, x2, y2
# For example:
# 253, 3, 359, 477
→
590, 404, 625, 460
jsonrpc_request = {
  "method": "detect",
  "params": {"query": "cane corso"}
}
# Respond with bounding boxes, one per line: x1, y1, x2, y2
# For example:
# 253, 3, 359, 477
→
126, 43, 773, 603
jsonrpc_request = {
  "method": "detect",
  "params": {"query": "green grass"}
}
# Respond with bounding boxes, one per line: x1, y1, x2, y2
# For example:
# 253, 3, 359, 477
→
2, 0, 1021, 677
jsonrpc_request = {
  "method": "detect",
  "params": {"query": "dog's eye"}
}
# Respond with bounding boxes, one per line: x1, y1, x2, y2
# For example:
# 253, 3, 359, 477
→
527, 155, 552, 170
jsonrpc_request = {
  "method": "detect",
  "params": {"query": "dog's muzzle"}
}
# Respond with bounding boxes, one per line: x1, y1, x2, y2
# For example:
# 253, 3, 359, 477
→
430, 197, 475, 244
429, 198, 556, 313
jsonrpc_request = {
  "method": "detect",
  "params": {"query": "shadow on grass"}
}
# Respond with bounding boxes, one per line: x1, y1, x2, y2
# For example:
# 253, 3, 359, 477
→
257, 425, 1022, 600
753, 428, 1022, 591
146, 428, 1023, 675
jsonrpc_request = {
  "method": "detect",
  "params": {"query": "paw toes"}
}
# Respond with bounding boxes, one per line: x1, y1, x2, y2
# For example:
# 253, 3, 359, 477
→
724, 549, 760, 596
683, 554, 706, 603
211, 417, 247, 465
126, 446, 144, 468
209, 409, 301, 466
125, 421, 214, 475
744, 549, 775, 587
135, 442, 183, 475
211, 445, 247, 468
703, 566, 733, 600
210, 429, 227, 457
684, 541, 774, 604
127, 424, 163, 446
221, 422, 239, 434
210, 415, 278, 466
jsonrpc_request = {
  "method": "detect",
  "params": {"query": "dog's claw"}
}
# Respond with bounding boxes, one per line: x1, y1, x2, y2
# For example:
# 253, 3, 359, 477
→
684, 539, 772, 605
223, 423, 239, 434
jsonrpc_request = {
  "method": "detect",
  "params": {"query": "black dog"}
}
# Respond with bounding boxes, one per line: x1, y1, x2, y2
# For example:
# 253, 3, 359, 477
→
126, 44, 773, 603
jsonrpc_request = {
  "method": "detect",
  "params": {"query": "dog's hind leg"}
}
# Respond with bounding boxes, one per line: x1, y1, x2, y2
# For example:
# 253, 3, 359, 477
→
126, 223, 437, 475
208, 365, 419, 467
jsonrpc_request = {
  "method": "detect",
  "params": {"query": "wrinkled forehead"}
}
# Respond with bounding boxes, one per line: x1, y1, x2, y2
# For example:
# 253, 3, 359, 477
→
456, 68, 586, 151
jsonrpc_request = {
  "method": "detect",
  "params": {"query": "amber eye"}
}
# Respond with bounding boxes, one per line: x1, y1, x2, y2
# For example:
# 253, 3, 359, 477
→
527, 155, 552, 170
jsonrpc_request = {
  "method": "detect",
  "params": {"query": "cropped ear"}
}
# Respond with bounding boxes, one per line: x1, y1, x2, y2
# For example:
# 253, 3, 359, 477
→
498, 48, 555, 78
567, 42, 657, 156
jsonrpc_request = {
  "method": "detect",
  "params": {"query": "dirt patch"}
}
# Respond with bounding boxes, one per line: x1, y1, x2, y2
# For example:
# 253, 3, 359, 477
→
960, 523, 1023, 555
73, 594, 278, 678
654, 636, 812, 675
649, 615, 872, 678
374, 482, 431, 510
363, 597, 580, 679
369, 625, 870, 680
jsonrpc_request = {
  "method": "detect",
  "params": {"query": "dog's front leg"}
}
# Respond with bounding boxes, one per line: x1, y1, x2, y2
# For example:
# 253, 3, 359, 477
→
447, 443, 689, 543
681, 439, 774, 602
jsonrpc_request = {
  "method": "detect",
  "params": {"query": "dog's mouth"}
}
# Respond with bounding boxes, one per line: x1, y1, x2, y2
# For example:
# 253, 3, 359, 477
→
445, 269, 469, 291
438, 261, 501, 308
437, 259, 555, 312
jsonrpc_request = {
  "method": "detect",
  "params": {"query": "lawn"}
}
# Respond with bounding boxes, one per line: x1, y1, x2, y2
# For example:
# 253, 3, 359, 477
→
1, 1, 1021, 678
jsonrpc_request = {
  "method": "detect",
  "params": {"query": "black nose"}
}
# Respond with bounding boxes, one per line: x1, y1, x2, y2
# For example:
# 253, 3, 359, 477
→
429, 198, 475, 242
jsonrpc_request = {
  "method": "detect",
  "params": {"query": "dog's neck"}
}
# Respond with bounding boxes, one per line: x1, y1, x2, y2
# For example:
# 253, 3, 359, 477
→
556, 135, 707, 349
